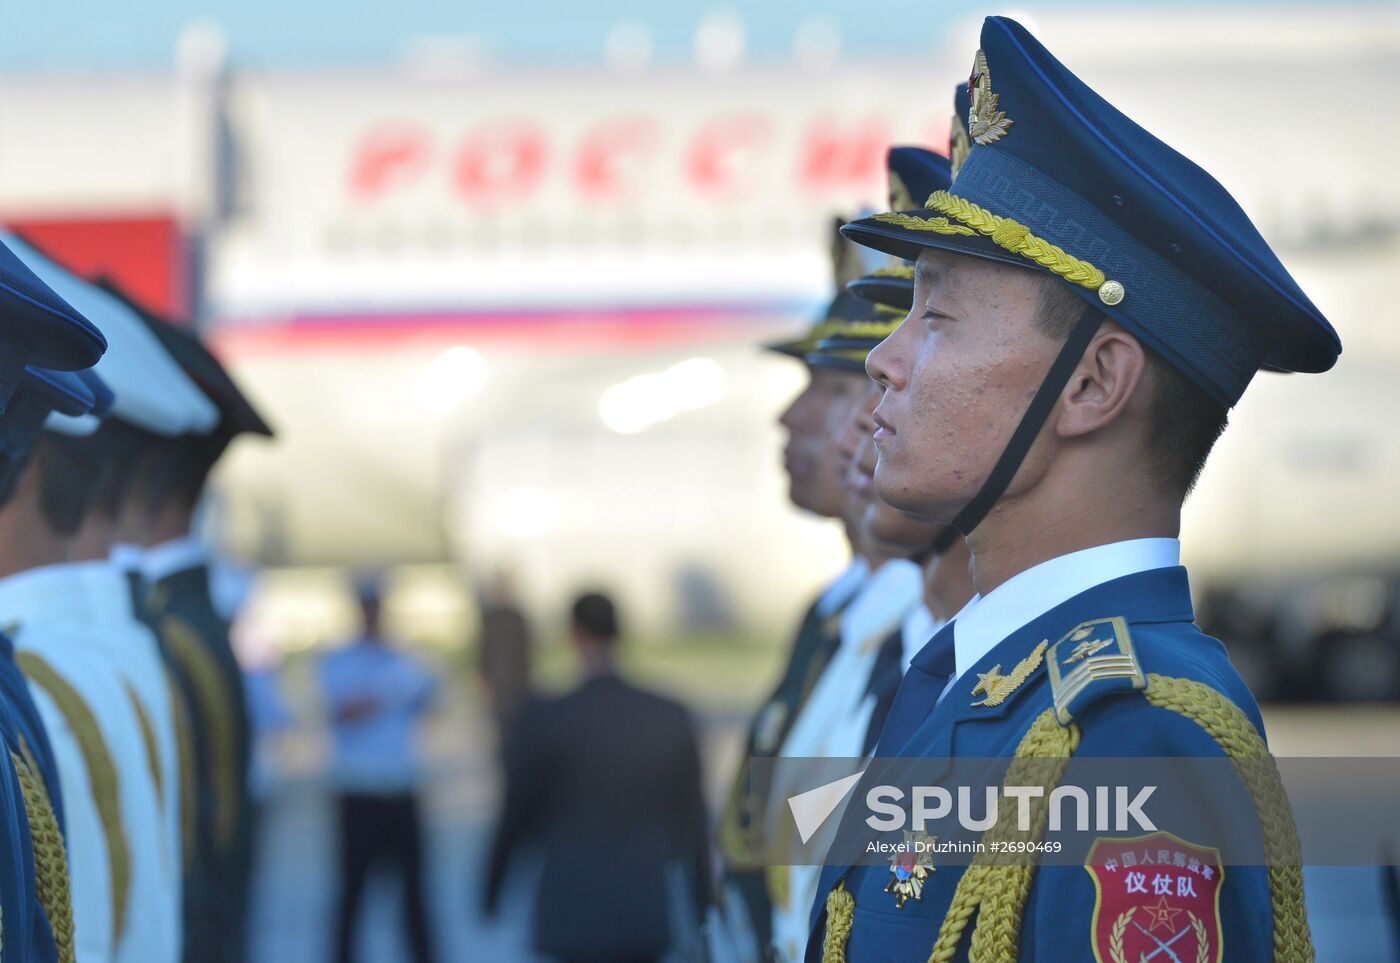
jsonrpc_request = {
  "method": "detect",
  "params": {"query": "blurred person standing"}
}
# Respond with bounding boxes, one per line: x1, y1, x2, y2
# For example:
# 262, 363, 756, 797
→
475, 568, 534, 733
320, 578, 439, 963
482, 592, 711, 963
4, 233, 217, 963
0, 234, 111, 962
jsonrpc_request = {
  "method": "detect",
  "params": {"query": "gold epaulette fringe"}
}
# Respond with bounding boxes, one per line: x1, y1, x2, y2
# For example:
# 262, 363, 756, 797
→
11, 744, 76, 963
18, 652, 130, 945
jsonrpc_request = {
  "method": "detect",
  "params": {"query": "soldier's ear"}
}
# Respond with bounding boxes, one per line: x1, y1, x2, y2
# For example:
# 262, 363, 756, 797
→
1054, 324, 1147, 440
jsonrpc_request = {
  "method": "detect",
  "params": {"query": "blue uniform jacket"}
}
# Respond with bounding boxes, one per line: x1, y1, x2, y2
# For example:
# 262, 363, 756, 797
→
807, 566, 1278, 962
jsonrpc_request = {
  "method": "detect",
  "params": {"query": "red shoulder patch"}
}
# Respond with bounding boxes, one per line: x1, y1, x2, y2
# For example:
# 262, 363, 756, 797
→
1085, 832, 1223, 963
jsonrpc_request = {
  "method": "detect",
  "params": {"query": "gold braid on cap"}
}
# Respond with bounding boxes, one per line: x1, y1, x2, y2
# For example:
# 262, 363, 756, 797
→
874, 191, 1121, 302
18, 651, 130, 946
831, 319, 899, 341
870, 264, 914, 280
11, 744, 76, 963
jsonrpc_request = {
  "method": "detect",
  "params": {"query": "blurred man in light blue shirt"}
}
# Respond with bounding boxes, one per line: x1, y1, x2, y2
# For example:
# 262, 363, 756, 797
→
319, 579, 438, 963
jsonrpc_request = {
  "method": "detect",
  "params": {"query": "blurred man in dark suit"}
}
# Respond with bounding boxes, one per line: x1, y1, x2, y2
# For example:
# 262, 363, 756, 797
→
482, 592, 711, 963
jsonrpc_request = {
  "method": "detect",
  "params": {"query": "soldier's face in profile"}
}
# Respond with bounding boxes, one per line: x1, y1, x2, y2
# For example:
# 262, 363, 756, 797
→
847, 389, 944, 557
778, 365, 867, 518
865, 248, 1061, 523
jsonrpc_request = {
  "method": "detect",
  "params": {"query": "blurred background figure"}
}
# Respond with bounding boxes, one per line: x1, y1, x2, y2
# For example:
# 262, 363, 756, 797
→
474, 567, 534, 739
481, 591, 711, 963
319, 578, 439, 963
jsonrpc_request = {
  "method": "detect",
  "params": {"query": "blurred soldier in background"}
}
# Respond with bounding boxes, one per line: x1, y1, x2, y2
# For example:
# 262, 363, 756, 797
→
120, 294, 274, 963
483, 591, 711, 963
0, 361, 107, 963
0, 233, 110, 963
712, 225, 875, 962
320, 578, 439, 963
2, 233, 216, 963
475, 567, 534, 736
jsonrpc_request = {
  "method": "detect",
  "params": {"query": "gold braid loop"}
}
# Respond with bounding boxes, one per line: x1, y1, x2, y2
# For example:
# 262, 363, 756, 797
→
822, 884, 855, 963
122, 681, 164, 803
163, 616, 241, 850
766, 863, 791, 908
928, 708, 1080, 963
882, 191, 1112, 294
18, 652, 130, 945
167, 672, 199, 874
1143, 674, 1314, 963
11, 747, 76, 963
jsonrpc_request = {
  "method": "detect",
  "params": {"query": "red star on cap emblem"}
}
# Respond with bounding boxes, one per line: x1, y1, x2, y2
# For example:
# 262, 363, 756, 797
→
1143, 895, 1184, 933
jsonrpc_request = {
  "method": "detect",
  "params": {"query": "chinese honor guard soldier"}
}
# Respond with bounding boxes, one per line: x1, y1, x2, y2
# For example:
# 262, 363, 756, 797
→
2, 232, 216, 963
713, 225, 880, 961
124, 298, 274, 963
809, 16, 1333, 962
0, 233, 112, 961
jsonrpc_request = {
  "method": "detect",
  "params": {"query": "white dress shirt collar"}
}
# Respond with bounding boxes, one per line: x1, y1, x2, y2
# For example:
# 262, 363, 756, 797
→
950, 538, 1181, 683
142, 535, 207, 584
108, 542, 146, 574
841, 558, 923, 652
815, 557, 871, 618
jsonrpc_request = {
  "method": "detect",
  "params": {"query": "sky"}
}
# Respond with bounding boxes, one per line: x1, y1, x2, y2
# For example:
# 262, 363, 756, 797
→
0, 0, 1352, 73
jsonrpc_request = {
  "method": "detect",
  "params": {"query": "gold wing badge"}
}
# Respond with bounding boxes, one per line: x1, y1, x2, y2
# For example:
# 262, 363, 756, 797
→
970, 640, 1048, 707
968, 49, 1014, 146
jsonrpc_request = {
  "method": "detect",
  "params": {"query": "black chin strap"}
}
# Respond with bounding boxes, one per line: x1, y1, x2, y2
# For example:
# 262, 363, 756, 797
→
930, 303, 1104, 555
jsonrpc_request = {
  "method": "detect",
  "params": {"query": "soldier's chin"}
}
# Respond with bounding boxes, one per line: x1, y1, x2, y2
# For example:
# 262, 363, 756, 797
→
873, 468, 959, 526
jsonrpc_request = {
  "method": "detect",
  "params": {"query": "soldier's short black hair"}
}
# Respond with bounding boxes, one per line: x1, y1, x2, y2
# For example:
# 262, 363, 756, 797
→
34, 434, 108, 536
571, 591, 619, 643
1034, 276, 1228, 498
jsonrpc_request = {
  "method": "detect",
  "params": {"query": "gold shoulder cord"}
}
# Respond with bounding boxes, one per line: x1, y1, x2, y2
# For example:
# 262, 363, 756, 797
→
162, 615, 240, 849
166, 672, 199, 873
822, 676, 1314, 963
10, 743, 76, 963
121, 681, 164, 803
17, 651, 131, 946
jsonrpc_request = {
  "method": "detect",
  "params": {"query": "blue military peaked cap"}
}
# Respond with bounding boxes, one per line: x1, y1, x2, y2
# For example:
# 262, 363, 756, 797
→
78, 369, 115, 417
804, 294, 902, 372
842, 16, 1340, 407
0, 237, 106, 413
766, 217, 885, 361
847, 147, 952, 311
21, 367, 97, 419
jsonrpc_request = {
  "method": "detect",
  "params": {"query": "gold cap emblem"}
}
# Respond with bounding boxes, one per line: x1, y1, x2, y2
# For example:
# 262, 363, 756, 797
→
968, 49, 1014, 146
1098, 280, 1126, 306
